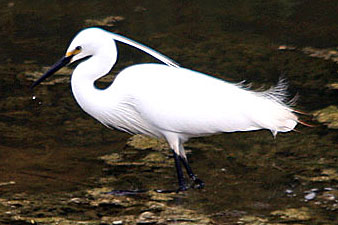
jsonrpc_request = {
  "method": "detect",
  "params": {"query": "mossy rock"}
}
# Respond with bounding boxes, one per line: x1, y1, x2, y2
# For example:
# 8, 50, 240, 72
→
313, 105, 338, 129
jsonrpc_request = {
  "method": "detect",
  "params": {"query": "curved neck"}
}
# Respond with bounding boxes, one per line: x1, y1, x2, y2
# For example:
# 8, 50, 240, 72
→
70, 53, 116, 118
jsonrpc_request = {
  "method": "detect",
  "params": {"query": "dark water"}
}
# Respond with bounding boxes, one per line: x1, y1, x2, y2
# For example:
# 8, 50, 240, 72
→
0, 0, 337, 224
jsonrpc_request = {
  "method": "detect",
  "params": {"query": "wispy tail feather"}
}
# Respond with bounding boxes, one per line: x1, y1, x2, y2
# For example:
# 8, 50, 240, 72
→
252, 77, 298, 135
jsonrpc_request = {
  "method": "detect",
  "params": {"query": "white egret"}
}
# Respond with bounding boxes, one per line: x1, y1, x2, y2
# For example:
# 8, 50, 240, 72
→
32, 27, 298, 192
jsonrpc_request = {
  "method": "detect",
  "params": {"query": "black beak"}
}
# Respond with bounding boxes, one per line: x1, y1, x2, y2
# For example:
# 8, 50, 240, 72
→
31, 55, 73, 89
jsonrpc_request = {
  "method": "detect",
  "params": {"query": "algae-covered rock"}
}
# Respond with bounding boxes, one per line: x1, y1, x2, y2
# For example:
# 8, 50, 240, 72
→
313, 105, 338, 129
327, 83, 338, 90
87, 187, 138, 208
238, 215, 268, 225
302, 47, 338, 63
148, 190, 175, 202
271, 207, 312, 221
100, 152, 145, 166
142, 152, 167, 163
295, 168, 338, 182
85, 16, 125, 27
157, 205, 213, 224
136, 211, 159, 224
99, 153, 123, 164
127, 135, 169, 151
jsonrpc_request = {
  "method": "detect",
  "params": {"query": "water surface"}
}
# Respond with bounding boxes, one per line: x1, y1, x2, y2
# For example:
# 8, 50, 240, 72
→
0, 0, 337, 224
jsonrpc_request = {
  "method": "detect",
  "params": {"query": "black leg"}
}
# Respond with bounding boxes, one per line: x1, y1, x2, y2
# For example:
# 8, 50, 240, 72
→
173, 151, 188, 192
180, 156, 205, 189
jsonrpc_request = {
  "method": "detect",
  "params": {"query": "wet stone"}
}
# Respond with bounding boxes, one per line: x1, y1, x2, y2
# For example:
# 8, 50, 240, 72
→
99, 153, 123, 164
144, 201, 166, 212
313, 105, 338, 129
304, 192, 316, 201
238, 215, 268, 225
148, 191, 175, 202
0, 181, 15, 186
141, 152, 172, 168
136, 211, 158, 224
127, 135, 170, 152
296, 168, 338, 182
271, 207, 312, 221
327, 83, 338, 89
142, 152, 167, 163
302, 47, 338, 63
85, 15, 125, 27
305, 188, 338, 212
100, 152, 145, 166
87, 187, 138, 208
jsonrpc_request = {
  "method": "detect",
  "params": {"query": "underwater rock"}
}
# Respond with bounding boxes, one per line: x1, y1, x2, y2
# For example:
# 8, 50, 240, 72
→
0, 181, 15, 186
271, 207, 312, 221
238, 215, 268, 225
127, 135, 169, 151
99, 152, 145, 166
302, 47, 338, 64
136, 211, 159, 224
99, 153, 123, 164
327, 83, 338, 90
127, 134, 221, 153
278, 45, 296, 51
142, 152, 167, 163
278, 45, 338, 64
101, 216, 133, 225
296, 168, 338, 182
85, 16, 125, 27
156, 205, 213, 224
148, 191, 174, 202
313, 105, 338, 129
87, 187, 138, 208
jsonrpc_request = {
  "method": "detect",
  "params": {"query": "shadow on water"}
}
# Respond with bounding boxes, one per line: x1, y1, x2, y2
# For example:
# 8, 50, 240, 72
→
0, 0, 337, 224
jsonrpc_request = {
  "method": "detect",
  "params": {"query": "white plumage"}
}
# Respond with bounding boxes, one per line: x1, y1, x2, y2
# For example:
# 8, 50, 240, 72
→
33, 27, 298, 191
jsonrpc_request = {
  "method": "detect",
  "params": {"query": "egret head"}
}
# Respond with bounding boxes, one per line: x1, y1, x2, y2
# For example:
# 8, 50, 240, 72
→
66, 27, 117, 64
31, 27, 178, 89
31, 27, 117, 88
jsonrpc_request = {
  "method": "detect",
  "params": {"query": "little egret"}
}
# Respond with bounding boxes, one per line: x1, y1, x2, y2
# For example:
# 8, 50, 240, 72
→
32, 27, 298, 192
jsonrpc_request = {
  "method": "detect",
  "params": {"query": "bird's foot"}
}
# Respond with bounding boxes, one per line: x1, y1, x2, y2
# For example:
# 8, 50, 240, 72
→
176, 183, 189, 193
191, 178, 205, 189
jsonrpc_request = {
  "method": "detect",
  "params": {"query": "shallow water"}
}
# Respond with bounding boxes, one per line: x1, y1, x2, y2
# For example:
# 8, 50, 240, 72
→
0, 0, 337, 224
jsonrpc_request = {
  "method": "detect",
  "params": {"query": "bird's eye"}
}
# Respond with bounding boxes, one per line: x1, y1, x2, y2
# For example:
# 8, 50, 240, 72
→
75, 46, 82, 51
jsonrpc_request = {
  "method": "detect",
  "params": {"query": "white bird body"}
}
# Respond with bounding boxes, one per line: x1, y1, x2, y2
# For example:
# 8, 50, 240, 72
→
71, 61, 297, 156
33, 27, 298, 191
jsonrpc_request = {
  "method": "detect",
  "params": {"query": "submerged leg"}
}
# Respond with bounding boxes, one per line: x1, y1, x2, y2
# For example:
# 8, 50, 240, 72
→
180, 156, 205, 189
173, 151, 188, 192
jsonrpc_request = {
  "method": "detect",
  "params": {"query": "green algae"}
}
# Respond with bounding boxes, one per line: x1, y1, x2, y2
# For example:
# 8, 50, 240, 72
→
85, 15, 125, 27
313, 105, 338, 129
